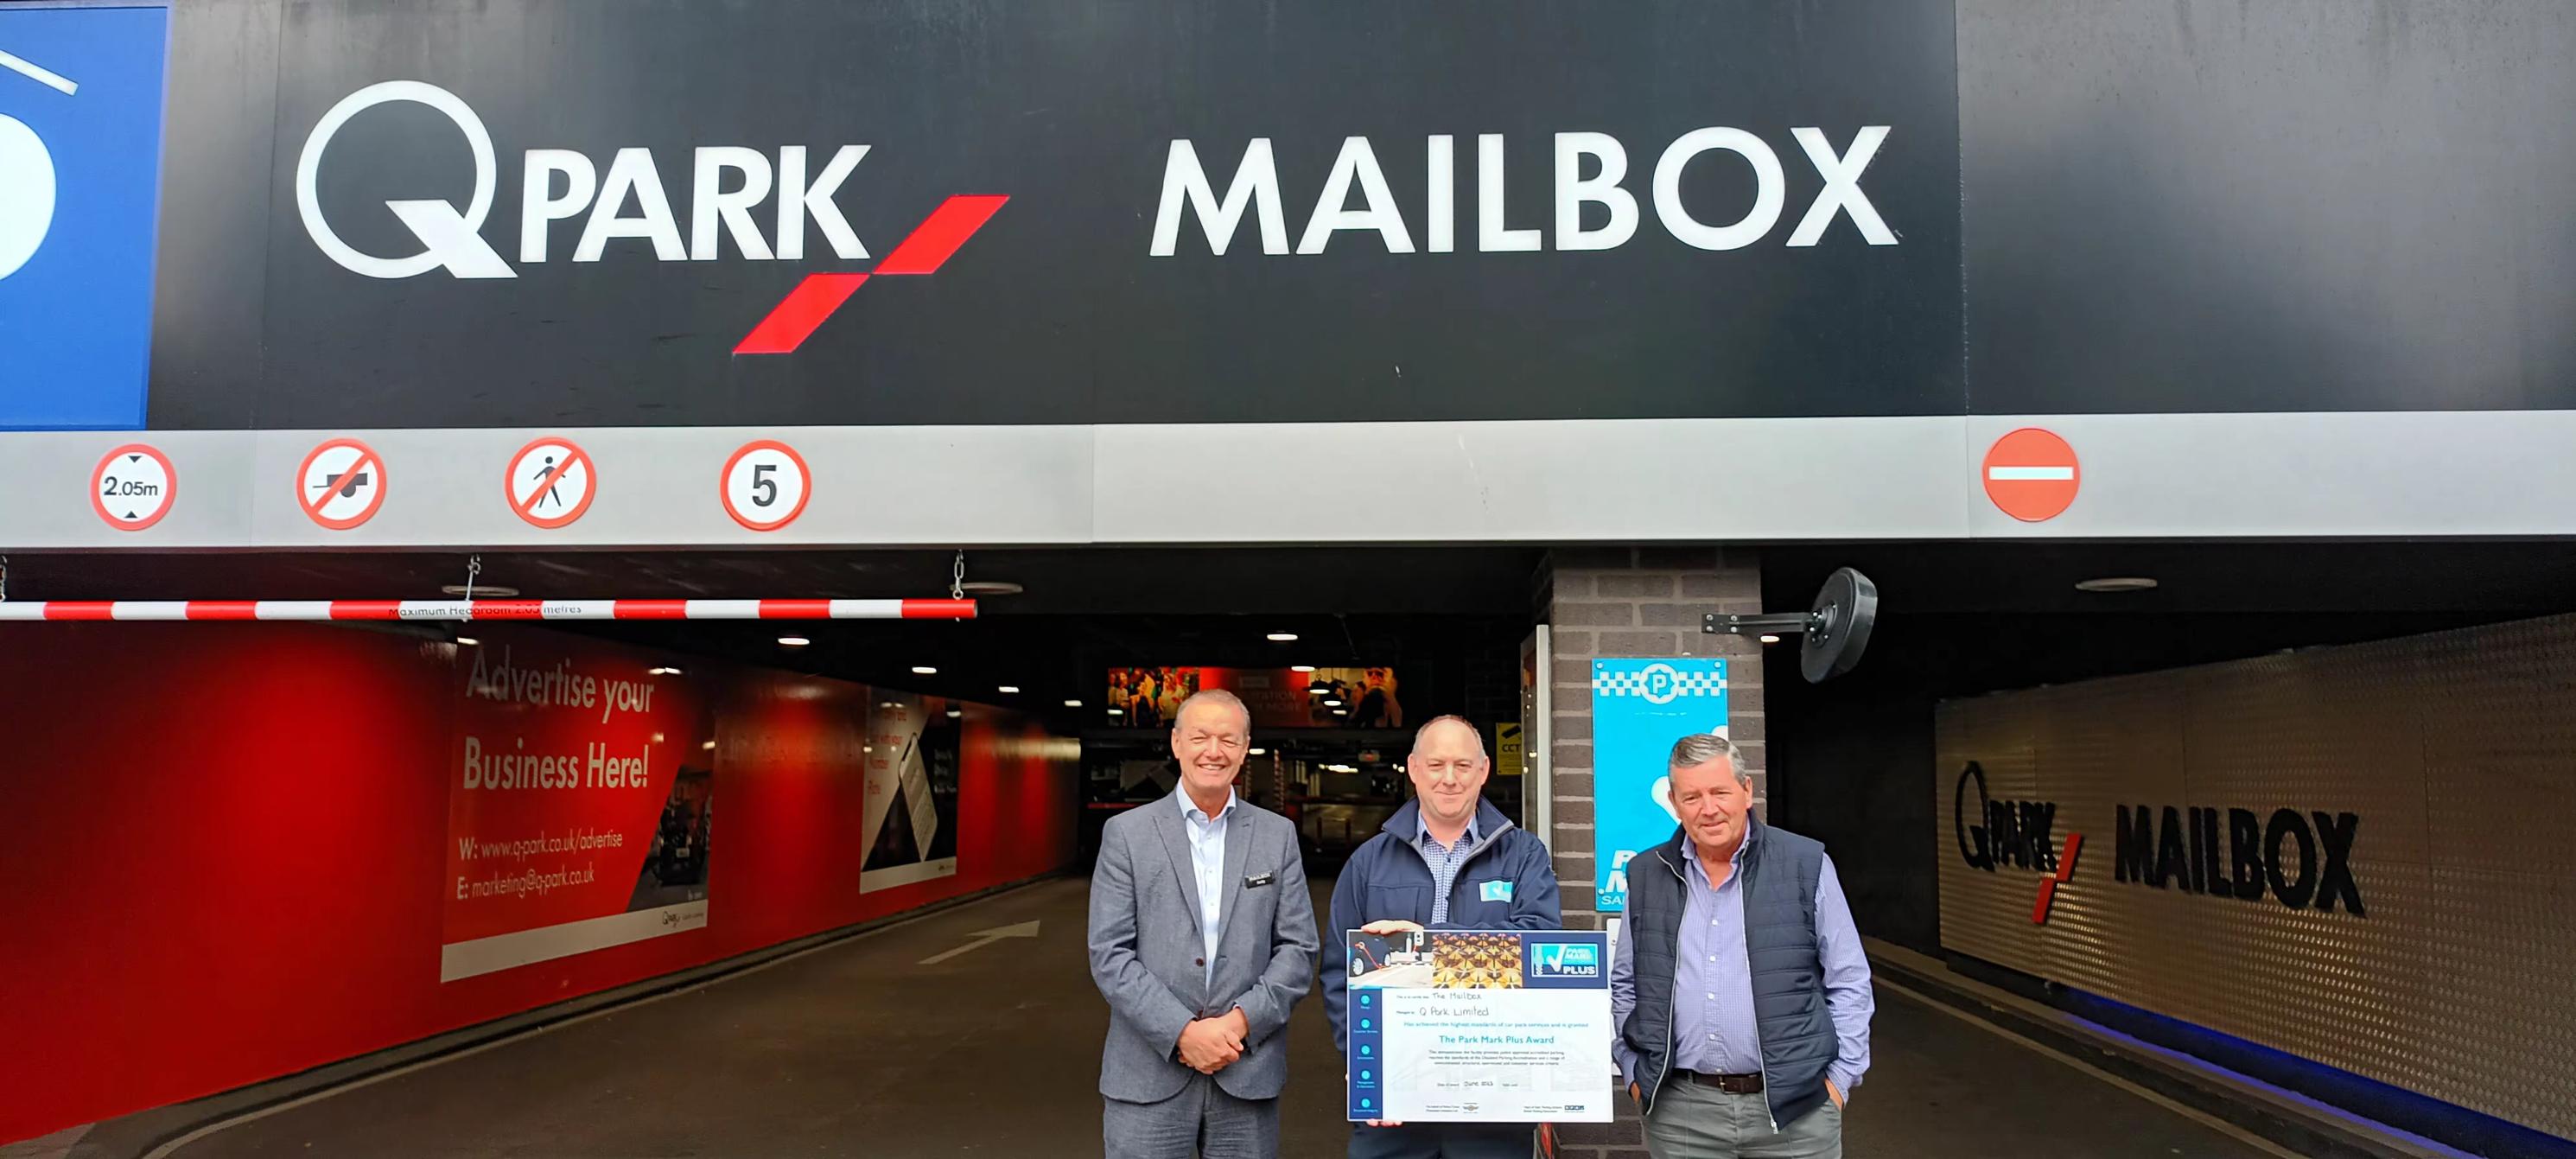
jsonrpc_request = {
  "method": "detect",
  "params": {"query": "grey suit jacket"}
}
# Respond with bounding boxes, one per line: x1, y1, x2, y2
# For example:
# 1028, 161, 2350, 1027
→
1088, 794, 1318, 1104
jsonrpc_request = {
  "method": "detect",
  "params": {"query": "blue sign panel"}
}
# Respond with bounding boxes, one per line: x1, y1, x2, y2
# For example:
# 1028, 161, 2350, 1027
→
1591, 659, 1729, 912
0, 4, 169, 430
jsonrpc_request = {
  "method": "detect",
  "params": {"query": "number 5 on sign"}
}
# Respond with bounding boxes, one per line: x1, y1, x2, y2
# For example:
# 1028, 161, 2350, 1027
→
721, 440, 811, 532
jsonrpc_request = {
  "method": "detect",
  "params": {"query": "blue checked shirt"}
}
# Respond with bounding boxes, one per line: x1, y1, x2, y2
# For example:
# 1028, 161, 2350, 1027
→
1418, 815, 1481, 925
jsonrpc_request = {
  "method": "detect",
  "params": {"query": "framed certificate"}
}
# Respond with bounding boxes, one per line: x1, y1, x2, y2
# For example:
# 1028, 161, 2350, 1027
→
1345, 929, 1615, 1123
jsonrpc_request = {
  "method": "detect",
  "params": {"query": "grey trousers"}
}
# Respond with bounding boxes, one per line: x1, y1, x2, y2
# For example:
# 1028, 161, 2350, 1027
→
1102, 1073, 1282, 1159
1643, 1081, 1841, 1159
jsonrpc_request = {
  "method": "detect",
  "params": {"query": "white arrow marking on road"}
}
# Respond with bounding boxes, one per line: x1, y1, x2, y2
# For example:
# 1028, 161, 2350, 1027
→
918, 920, 1041, 965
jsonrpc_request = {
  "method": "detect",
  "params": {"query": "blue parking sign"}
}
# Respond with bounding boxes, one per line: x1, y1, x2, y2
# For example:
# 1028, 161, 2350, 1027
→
0, 4, 169, 430
1590, 659, 1729, 912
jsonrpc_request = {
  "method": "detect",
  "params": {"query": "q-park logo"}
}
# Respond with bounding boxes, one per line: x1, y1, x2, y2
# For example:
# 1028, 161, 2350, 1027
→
0, 47, 74, 281
1953, 761, 2084, 925
1530, 942, 1600, 979
291, 80, 1007, 353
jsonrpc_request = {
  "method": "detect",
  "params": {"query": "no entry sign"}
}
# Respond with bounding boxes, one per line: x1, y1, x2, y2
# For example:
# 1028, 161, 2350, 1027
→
1982, 428, 2080, 522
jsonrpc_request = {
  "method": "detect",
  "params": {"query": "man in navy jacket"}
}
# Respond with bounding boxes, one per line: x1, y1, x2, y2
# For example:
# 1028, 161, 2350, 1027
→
1322, 716, 1563, 1158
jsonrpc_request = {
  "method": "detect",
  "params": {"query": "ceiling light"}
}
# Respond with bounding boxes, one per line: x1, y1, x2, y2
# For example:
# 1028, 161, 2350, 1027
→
998, 685, 1021, 694
1324, 698, 1343, 707
442, 583, 519, 597
649, 665, 684, 676
1267, 632, 1298, 642
945, 708, 963, 719
1064, 698, 1083, 708
701, 740, 716, 750
1333, 709, 1349, 716
881, 702, 900, 709
958, 580, 1024, 596
455, 636, 480, 646
911, 665, 938, 675
1758, 635, 1780, 645
778, 635, 811, 647
1290, 665, 1316, 673
1249, 748, 1267, 756
2076, 576, 2159, 593
1308, 686, 1329, 696
1108, 708, 1124, 716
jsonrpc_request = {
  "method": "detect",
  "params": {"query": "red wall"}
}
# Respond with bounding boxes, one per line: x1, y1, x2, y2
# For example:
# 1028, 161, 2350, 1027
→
0, 622, 1080, 1145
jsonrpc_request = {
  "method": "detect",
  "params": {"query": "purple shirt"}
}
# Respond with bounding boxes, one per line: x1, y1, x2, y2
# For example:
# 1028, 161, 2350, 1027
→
1610, 835, 1874, 1094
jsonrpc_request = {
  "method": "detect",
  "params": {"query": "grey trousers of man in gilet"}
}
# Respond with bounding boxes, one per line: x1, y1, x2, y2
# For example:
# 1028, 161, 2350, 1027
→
1643, 1080, 1842, 1159
1101, 1072, 1282, 1159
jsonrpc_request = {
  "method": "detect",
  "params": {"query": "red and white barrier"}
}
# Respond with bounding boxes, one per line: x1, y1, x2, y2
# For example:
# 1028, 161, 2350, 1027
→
0, 598, 978, 622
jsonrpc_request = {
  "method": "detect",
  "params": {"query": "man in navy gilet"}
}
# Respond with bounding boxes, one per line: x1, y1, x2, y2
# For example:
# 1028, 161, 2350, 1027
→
1610, 734, 1873, 1158
1321, 715, 1562, 1157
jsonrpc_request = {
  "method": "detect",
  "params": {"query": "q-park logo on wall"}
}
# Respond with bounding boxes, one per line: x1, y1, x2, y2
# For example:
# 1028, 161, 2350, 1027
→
1953, 762, 2085, 925
0, 5, 170, 431
1530, 941, 1600, 980
292, 80, 1008, 354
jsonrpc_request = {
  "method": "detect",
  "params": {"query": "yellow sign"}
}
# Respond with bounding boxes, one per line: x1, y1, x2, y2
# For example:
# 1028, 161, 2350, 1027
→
1495, 721, 1525, 776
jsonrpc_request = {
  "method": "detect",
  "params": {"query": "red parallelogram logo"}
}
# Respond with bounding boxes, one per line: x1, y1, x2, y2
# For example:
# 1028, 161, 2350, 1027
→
733, 194, 1008, 355
2028, 833, 2083, 925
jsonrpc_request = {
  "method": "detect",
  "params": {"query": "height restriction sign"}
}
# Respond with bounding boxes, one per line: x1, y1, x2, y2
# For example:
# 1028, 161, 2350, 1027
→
721, 440, 811, 532
506, 436, 595, 529
90, 443, 175, 531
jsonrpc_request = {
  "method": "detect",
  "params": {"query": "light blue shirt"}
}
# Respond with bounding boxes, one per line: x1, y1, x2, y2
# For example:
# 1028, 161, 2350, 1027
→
1178, 786, 1238, 988
1417, 814, 1482, 925
1611, 837, 1875, 1096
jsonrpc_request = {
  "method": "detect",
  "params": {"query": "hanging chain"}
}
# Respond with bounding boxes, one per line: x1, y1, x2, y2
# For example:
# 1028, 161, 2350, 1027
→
461, 554, 483, 621
951, 550, 967, 601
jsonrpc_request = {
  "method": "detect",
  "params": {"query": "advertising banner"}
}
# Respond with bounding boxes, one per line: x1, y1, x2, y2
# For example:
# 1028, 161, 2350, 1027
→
861, 693, 962, 892
1106, 666, 1401, 730
1589, 659, 1728, 913
137, 0, 1956, 431
441, 632, 715, 982
1933, 615, 2576, 1142
1344, 929, 1612, 1124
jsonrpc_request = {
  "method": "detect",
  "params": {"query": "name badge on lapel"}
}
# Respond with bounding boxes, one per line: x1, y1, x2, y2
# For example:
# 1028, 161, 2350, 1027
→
1479, 880, 1514, 902
1243, 873, 1276, 889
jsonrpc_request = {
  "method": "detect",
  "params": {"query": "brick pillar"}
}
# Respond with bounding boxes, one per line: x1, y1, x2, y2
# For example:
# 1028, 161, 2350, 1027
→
1540, 547, 1765, 1159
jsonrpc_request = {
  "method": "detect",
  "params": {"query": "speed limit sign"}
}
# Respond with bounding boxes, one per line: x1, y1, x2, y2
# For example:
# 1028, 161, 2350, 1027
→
720, 440, 811, 532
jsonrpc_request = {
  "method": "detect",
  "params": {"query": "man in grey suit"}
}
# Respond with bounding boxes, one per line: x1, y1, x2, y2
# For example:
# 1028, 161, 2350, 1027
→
1090, 689, 1320, 1158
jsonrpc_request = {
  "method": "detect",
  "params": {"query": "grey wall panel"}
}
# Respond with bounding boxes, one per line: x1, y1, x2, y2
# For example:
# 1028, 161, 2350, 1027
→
1962, 0, 2576, 415
1937, 616, 2576, 1140
0, 431, 259, 548
24, 410, 2576, 545
1090, 417, 1973, 544
144, 0, 279, 430
1962, 411, 2576, 538
234, 426, 1101, 549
